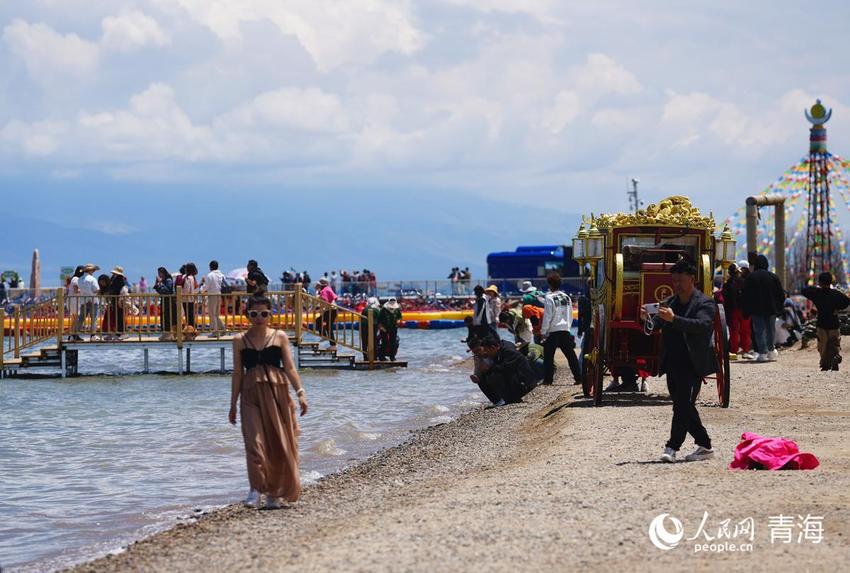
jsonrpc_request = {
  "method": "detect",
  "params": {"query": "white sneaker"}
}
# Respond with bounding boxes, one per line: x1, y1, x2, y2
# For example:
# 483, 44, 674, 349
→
756, 353, 769, 362
685, 446, 715, 462
660, 447, 676, 463
767, 349, 779, 361
264, 496, 283, 510
742, 352, 756, 360
243, 489, 260, 507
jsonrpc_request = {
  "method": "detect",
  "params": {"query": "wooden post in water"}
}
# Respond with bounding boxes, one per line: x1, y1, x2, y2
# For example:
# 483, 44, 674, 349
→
56, 288, 65, 350
220, 347, 225, 374
368, 309, 375, 369
175, 286, 184, 350
294, 284, 303, 349
14, 306, 21, 358
0, 307, 5, 368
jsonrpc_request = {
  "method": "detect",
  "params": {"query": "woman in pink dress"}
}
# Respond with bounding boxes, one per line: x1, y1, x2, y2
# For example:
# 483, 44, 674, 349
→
229, 293, 308, 509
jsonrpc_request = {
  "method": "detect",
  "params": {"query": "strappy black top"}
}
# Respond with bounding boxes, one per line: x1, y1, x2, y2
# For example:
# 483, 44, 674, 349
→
241, 345, 282, 370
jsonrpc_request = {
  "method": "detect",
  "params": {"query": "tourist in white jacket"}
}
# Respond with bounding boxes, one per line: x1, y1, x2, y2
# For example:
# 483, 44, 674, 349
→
541, 273, 581, 385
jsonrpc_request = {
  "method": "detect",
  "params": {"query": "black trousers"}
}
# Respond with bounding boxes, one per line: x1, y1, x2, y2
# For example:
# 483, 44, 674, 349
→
543, 331, 581, 384
478, 369, 534, 404
665, 366, 712, 451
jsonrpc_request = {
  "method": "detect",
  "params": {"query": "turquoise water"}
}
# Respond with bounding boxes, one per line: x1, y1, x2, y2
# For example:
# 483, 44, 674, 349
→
0, 330, 483, 572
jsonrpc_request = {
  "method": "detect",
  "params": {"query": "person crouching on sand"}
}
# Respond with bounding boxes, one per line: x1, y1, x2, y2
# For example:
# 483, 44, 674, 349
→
640, 259, 715, 463
230, 293, 308, 509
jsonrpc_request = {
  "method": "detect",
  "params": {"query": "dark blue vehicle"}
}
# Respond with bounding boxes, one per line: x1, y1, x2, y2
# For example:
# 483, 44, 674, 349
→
486, 245, 581, 294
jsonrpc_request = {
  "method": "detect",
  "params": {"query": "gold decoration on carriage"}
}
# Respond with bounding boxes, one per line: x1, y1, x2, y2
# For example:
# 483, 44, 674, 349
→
591, 195, 715, 231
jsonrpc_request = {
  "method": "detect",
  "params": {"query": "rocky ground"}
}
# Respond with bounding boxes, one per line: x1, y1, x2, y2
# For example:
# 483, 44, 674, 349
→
71, 341, 850, 573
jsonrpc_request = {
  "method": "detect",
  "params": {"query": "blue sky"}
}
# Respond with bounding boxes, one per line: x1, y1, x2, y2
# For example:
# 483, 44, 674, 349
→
2, 1, 850, 283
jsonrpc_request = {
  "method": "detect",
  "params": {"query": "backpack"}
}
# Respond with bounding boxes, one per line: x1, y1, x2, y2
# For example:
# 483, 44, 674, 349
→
175, 274, 185, 288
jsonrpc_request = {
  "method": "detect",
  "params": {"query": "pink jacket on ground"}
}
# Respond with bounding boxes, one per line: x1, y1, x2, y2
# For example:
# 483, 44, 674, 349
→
729, 432, 819, 470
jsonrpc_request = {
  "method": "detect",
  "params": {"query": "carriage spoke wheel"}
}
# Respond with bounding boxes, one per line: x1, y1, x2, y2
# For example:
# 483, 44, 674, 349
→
581, 305, 605, 405
714, 304, 731, 407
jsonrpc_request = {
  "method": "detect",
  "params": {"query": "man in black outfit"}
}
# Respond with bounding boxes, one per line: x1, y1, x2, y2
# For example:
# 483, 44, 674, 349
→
246, 259, 269, 294
802, 271, 850, 371
641, 259, 716, 463
469, 334, 541, 406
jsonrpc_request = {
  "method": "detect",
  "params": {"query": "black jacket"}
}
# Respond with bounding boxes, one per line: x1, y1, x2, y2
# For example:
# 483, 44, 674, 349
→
491, 340, 538, 384
653, 290, 718, 378
742, 259, 784, 317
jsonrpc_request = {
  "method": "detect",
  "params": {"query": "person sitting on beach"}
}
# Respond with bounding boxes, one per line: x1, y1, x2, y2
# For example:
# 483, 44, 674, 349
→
802, 272, 850, 371
469, 334, 541, 406
230, 293, 308, 509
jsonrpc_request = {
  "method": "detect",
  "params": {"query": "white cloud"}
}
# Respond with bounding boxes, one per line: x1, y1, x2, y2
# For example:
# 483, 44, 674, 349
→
160, 0, 426, 72
101, 11, 170, 52
574, 53, 641, 96
2, 19, 99, 83
541, 90, 581, 134
1, 119, 69, 155
216, 87, 348, 133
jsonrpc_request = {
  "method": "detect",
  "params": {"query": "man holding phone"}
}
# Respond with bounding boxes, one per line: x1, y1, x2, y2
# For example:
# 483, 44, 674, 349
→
640, 259, 716, 463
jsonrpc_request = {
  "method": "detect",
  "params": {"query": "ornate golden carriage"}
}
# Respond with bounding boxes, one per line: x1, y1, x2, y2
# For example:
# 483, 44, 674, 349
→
572, 196, 736, 407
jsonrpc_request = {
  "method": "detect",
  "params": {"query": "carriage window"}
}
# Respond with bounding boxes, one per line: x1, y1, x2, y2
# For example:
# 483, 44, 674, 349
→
620, 235, 699, 277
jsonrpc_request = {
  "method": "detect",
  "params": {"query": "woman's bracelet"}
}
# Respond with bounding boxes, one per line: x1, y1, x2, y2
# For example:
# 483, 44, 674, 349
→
296, 388, 306, 396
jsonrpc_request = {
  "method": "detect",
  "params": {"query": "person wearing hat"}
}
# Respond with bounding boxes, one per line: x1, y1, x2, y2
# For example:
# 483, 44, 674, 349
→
378, 297, 403, 361
483, 285, 501, 336
103, 266, 129, 339
75, 263, 100, 337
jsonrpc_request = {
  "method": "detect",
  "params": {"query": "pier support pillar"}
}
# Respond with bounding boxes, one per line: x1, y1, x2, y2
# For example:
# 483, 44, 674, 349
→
220, 347, 226, 374
143, 348, 149, 374
177, 348, 184, 375
60, 350, 66, 379
186, 348, 192, 373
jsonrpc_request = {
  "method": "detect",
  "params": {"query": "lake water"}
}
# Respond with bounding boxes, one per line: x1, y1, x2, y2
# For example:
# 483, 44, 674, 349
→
0, 329, 484, 572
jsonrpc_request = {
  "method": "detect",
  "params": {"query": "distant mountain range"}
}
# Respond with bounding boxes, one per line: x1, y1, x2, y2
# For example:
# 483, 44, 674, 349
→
2, 184, 580, 285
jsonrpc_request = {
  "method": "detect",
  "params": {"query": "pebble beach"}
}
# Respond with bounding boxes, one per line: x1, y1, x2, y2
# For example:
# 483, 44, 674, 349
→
68, 341, 850, 573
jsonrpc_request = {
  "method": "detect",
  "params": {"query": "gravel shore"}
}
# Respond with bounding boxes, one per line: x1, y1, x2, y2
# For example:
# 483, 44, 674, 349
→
70, 341, 850, 572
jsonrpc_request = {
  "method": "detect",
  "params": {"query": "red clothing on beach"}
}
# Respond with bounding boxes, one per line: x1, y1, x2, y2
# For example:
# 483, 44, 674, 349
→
729, 432, 819, 470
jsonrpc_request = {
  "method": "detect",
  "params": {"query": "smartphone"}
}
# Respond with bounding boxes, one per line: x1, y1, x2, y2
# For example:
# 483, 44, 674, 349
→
658, 301, 670, 309
643, 302, 660, 315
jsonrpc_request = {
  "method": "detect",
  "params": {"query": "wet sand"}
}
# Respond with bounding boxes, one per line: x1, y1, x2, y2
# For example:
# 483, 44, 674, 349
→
71, 342, 850, 572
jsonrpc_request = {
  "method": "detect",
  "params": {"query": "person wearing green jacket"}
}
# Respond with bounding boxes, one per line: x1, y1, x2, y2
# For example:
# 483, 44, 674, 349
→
360, 297, 382, 360
378, 297, 403, 361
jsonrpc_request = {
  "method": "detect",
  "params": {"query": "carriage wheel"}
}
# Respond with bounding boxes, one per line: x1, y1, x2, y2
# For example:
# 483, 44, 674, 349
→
581, 305, 605, 405
714, 304, 731, 408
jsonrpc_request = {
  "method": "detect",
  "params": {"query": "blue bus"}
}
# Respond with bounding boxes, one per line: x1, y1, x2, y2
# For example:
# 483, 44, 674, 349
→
486, 245, 581, 294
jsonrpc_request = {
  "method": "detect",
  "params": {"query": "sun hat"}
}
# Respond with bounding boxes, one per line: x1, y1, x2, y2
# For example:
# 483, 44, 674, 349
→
319, 277, 329, 285
484, 285, 499, 296
83, 263, 100, 272
520, 281, 535, 293
110, 266, 125, 277
384, 297, 400, 310
737, 260, 750, 269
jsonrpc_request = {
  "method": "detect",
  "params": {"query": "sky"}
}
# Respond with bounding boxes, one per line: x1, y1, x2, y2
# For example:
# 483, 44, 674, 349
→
2, 1, 850, 284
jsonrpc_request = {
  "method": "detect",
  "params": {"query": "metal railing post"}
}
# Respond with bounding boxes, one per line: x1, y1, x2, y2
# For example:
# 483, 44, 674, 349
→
14, 306, 21, 358
294, 284, 303, 347
175, 287, 184, 349
56, 288, 64, 350
368, 309, 375, 368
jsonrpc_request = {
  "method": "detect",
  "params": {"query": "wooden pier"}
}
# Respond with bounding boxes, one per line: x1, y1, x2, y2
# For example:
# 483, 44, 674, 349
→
1, 288, 407, 378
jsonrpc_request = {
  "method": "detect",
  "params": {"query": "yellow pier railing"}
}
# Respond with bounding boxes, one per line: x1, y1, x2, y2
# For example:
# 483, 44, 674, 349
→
1, 286, 376, 371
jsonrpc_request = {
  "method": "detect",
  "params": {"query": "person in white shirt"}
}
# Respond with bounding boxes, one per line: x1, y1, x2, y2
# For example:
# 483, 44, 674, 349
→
540, 273, 581, 385
181, 262, 200, 329
202, 260, 226, 335
483, 285, 501, 336
75, 263, 101, 337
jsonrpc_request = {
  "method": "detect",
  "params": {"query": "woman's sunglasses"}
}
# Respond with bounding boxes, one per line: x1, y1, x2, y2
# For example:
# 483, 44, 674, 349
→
248, 310, 271, 319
